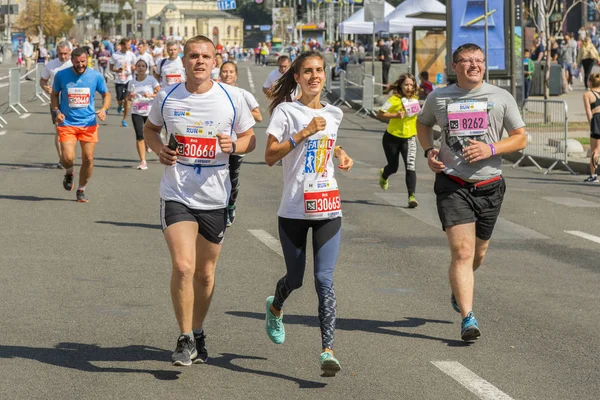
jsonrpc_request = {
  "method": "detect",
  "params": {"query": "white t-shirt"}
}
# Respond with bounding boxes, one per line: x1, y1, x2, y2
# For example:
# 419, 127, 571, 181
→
211, 67, 221, 80
263, 68, 300, 98
152, 46, 164, 62
263, 69, 284, 89
136, 52, 155, 74
148, 82, 255, 210
240, 88, 259, 112
42, 58, 72, 85
127, 76, 160, 116
156, 57, 186, 87
109, 51, 137, 84
266, 101, 343, 220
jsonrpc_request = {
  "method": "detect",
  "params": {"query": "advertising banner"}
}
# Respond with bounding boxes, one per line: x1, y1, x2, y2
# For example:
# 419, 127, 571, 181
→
412, 27, 447, 87
447, 0, 509, 76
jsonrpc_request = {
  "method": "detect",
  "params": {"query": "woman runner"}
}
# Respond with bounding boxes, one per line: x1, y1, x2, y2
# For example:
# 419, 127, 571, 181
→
127, 59, 160, 170
219, 61, 263, 225
583, 73, 600, 182
377, 73, 420, 208
263, 51, 353, 377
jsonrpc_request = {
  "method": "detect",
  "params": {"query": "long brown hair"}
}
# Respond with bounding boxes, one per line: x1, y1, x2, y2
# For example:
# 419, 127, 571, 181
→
268, 51, 326, 114
387, 73, 417, 99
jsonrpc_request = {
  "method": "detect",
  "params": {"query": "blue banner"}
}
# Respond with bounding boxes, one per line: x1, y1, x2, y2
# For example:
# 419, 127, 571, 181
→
450, 0, 506, 72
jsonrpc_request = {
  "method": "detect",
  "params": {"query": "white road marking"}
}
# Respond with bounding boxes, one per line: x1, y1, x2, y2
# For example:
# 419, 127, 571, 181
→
0, 130, 6, 136
542, 196, 600, 208
248, 229, 283, 257
432, 361, 514, 400
19, 113, 31, 119
375, 192, 550, 240
246, 68, 255, 93
565, 230, 600, 244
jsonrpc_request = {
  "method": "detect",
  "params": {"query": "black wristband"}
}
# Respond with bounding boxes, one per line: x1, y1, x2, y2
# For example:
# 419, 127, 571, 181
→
424, 147, 434, 158
230, 141, 237, 154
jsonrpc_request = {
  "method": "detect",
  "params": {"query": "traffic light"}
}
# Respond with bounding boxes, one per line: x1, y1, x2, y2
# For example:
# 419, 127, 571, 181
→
297, 2, 303, 20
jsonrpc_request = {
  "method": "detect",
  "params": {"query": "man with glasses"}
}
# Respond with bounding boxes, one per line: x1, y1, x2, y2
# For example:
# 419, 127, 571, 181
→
40, 41, 73, 168
416, 43, 526, 342
262, 55, 291, 98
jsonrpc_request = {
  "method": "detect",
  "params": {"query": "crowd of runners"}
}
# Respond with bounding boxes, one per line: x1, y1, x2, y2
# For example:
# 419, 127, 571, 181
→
39, 34, 526, 376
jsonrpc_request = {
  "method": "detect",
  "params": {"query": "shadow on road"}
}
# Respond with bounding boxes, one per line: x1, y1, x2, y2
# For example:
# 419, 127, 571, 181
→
341, 199, 394, 208
0, 194, 71, 202
209, 353, 327, 389
0, 343, 180, 380
226, 312, 467, 347
95, 220, 161, 230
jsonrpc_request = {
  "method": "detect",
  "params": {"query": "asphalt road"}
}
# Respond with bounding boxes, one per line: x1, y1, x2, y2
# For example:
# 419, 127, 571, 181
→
0, 62, 599, 400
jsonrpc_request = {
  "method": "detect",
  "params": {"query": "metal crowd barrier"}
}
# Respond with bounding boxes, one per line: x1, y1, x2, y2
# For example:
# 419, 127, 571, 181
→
31, 63, 50, 104
355, 75, 375, 118
332, 70, 351, 108
8, 68, 28, 115
513, 99, 574, 174
325, 66, 332, 93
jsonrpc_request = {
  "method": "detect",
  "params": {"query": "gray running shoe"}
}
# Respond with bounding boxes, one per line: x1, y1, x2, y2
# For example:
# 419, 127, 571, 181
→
172, 335, 198, 366
63, 170, 75, 191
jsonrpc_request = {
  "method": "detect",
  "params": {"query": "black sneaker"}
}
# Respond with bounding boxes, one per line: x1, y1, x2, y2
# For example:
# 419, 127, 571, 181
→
193, 332, 208, 364
76, 190, 88, 203
63, 170, 75, 191
172, 335, 197, 366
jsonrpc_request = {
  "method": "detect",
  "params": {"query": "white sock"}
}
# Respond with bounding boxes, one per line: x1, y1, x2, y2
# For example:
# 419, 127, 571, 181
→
78, 185, 85, 191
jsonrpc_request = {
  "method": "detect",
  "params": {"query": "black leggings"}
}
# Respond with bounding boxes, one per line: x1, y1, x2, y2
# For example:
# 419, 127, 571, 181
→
131, 114, 147, 140
583, 58, 595, 89
228, 154, 243, 207
381, 132, 417, 195
273, 217, 341, 350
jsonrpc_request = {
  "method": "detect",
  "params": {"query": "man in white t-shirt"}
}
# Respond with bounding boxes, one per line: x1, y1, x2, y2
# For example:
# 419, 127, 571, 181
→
40, 41, 73, 167
143, 34, 256, 367
154, 40, 186, 87
152, 40, 164, 63
109, 38, 137, 127
136, 40, 155, 75
262, 55, 290, 98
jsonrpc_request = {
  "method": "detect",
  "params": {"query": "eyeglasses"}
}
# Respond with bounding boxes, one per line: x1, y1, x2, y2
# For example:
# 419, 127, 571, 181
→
455, 58, 485, 65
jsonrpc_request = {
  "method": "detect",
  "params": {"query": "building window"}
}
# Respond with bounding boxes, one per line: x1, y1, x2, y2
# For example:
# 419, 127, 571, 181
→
151, 27, 155, 38
193, 26, 196, 36
234, 27, 239, 38
116, 24, 122, 35
137, 11, 143, 20
227, 26, 231, 36
169, 26, 174, 36
185, 26, 188, 37
127, 24, 132, 36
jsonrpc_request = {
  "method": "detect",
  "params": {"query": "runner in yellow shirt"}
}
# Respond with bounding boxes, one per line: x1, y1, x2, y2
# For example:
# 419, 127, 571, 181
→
377, 73, 420, 207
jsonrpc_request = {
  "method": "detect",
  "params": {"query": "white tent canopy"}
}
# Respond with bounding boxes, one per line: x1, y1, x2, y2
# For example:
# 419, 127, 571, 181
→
338, 2, 396, 35
375, 0, 446, 34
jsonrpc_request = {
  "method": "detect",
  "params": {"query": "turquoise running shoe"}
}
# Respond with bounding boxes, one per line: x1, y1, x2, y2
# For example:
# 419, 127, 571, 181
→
451, 293, 460, 313
265, 296, 285, 344
461, 311, 481, 341
320, 352, 341, 377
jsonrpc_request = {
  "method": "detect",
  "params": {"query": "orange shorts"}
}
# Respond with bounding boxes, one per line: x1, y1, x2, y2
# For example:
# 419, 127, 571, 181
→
57, 125, 99, 143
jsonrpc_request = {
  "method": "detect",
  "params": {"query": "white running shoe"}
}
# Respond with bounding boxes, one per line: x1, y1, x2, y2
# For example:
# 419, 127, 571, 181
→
137, 161, 148, 170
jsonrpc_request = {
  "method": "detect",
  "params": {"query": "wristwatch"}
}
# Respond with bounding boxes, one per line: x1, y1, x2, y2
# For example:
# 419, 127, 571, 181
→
424, 147, 434, 158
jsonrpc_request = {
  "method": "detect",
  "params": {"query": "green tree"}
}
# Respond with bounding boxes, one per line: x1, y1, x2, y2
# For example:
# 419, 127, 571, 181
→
16, 0, 74, 38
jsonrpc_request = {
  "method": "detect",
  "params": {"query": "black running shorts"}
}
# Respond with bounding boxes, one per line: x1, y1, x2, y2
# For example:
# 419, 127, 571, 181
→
160, 199, 227, 245
115, 83, 129, 101
434, 173, 506, 241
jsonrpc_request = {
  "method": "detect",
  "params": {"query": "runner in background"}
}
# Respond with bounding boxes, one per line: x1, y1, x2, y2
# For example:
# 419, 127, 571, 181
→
377, 73, 420, 208
40, 41, 72, 168
211, 53, 223, 81
136, 40, 155, 76
109, 38, 136, 127
263, 51, 353, 377
417, 43, 526, 341
143, 35, 256, 367
219, 61, 263, 226
127, 59, 160, 170
154, 40, 186, 88
583, 72, 600, 182
51, 47, 111, 203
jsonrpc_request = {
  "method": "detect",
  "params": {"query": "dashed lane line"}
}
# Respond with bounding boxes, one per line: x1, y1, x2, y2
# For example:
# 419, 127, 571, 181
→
0, 130, 6, 135
543, 196, 600, 208
432, 361, 515, 400
19, 113, 31, 119
248, 229, 283, 257
246, 67, 255, 93
565, 230, 600, 244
